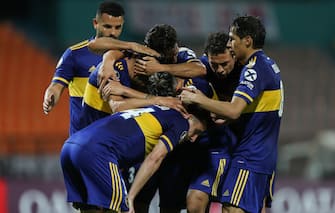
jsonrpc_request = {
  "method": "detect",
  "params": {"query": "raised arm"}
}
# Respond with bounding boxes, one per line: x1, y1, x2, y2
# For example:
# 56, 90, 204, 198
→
97, 50, 125, 93
88, 37, 160, 57
135, 56, 206, 78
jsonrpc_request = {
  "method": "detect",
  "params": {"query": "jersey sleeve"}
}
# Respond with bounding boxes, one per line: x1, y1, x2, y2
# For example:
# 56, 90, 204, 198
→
52, 48, 75, 87
183, 77, 214, 98
200, 55, 212, 76
234, 60, 264, 104
114, 59, 131, 87
177, 47, 200, 63
159, 116, 189, 152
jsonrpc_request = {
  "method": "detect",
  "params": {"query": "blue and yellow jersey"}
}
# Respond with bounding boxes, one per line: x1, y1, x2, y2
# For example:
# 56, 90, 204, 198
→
177, 47, 200, 63
51, 37, 102, 135
183, 77, 213, 98
77, 46, 199, 132
66, 105, 189, 168
200, 55, 242, 101
78, 58, 131, 131
231, 50, 284, 174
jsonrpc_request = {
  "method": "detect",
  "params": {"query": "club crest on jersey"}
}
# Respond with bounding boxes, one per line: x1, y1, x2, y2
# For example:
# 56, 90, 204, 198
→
246, 56, 256, 68
179, 131, 188, 143
244, 69, 257, 81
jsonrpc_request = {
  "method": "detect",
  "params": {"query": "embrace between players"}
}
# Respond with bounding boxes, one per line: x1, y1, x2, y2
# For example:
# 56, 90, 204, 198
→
43, 2, 283, 213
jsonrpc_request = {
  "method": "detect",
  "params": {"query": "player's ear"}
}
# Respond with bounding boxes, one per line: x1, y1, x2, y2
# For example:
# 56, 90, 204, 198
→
93, 18, 98, 29
244, 35, 253, 48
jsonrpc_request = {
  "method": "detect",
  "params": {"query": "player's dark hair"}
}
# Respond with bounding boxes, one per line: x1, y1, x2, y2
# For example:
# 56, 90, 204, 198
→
144, 24, 178, 64
147, 72, 177, 97
97, 1, 125, 17
204, 32, 230, 56
230, 15, 266, 49
185, 104, 213, 128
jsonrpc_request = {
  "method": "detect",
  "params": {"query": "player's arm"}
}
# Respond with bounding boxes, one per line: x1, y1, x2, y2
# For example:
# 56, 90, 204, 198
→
98, 50, 124, 92
180, 88, 247, 120
108, 95, 184, 113
42, 82, 65, 114
87, 37, 160, 57
101, 79, 147, 100
127, 140, 168, 213
103, 81, 185, 113
135, 56, 206, 78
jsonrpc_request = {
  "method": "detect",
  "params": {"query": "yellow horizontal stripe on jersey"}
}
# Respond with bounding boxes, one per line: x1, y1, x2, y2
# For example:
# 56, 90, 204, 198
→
70, 40, 89, 50
83, 83, 111, 113
243, 89, 281, 113
134, 113, 163, 156
160, 135, 173, 151
68, 77, 89, 97
52, 76, 69, 85
234, 91, 253, 102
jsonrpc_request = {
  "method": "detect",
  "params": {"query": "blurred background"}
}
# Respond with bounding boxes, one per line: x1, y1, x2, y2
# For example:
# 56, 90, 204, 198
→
1, 0, 335, 212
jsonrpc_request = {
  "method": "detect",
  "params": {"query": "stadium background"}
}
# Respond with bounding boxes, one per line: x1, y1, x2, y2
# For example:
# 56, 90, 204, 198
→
0, 0, 335, 212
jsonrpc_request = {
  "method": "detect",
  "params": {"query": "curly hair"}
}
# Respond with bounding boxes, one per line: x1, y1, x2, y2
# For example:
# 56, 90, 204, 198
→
147, 72, 177, 97
144, 24, 178, 64
204, 32, 230, 56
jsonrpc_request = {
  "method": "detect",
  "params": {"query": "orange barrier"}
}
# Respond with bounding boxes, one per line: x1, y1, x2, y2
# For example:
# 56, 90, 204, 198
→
0, 22, 69, 154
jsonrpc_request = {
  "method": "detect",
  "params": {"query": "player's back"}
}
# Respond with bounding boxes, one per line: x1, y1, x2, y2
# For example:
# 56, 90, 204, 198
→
78, 58, 132, 130
66, 105, 189, 168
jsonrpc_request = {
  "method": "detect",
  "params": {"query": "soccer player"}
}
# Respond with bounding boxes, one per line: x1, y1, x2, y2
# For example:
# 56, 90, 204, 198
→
180, 15, 284, 213
186, 32, 242, 213
78, 24, 187, 131
42, 1, 126, 135
82, 24, 211, 213
89, 24, 206, 87
42, 2, 160, 134
60, 72, 210, 213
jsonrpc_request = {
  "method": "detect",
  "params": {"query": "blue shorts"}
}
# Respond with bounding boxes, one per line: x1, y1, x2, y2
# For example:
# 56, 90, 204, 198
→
189, 150, 230, 201
220, 166, 275, 213
60, 143, 129, 211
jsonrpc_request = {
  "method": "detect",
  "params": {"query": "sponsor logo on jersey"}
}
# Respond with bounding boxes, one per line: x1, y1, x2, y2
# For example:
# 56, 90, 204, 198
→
244, 69, 257, 81
201, 179, 210, 187
223, 189, 230, 196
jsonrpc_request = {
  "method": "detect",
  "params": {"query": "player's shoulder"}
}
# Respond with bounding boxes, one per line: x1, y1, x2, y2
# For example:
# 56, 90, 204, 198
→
114, 58, 129, 72
68, 39, 90, 51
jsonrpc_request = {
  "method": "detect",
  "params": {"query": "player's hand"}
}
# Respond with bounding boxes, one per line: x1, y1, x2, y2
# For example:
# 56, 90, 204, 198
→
130, 42, 160, 57
211, 112, 227, 125
126, 196, 135, 213
154, 96, 187, 115
101, 79, 124, 101
43, 92, 55, 114
179, 86, 205, 105
134, 56, 162, 75
97, 64, 119, 94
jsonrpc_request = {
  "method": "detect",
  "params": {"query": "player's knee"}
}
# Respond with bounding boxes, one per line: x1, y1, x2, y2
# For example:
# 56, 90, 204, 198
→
186, 190, 208, 213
